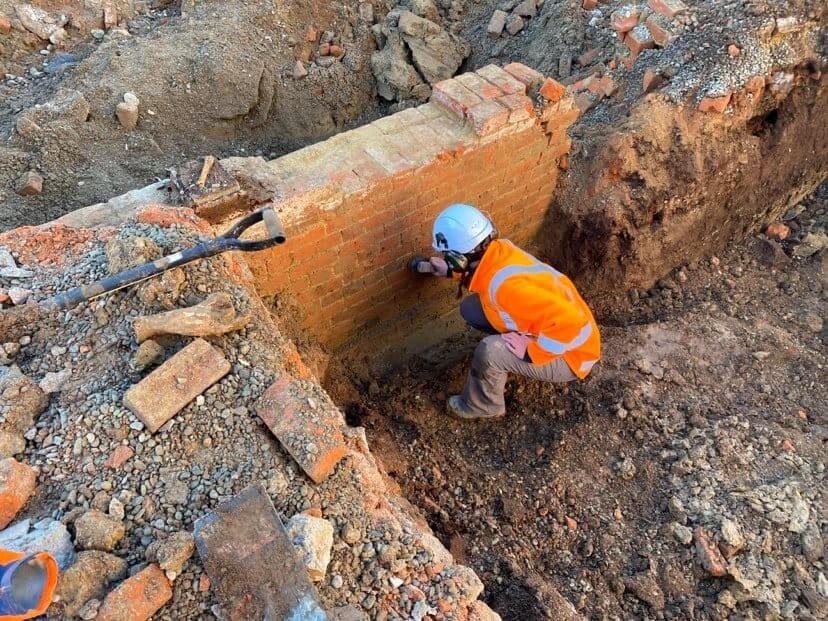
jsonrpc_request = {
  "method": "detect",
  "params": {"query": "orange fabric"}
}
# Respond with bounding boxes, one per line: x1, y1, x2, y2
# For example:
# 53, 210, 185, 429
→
468, 239, 600, 378
0, 549, 59, 621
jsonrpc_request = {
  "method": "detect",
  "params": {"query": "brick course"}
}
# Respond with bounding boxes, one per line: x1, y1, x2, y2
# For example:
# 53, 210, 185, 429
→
220, 63, 579, 349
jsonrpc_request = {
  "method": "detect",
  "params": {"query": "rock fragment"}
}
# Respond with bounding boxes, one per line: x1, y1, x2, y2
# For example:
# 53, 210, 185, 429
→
74, 509, 125, 552
14, 171, 43, 196
0, 518, 76, 569
694, 527, 728, 577
56, 550, 128, 617
146, 531, 195, 580
286, 513, 334, 582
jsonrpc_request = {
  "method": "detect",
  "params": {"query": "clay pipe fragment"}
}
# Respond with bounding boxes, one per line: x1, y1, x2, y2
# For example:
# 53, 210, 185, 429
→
133, 292, 250, 343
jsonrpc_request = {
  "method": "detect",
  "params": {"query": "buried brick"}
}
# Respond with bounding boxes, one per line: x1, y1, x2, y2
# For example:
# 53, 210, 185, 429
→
0, 457, 37, 529
255, 374, 348, 484
194, 483, 327, 619
123, 338, 231, 433
96, 563, 172, 621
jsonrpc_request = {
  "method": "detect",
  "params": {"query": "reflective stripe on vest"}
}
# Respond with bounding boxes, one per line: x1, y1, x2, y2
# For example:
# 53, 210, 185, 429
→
579, 359, 597, 373
537, 321, 593, 356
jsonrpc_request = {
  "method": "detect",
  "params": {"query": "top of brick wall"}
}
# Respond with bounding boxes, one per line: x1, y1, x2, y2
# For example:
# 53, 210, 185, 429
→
221, 63, 578, 226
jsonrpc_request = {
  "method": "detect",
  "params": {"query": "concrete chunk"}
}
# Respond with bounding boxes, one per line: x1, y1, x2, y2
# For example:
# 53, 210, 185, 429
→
194, 484, 327, 620
123, 338, 231, 433
255, 374, 348, 484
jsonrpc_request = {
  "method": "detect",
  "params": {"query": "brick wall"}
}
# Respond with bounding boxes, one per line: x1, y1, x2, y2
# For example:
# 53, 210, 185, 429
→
219, 63, 579, 349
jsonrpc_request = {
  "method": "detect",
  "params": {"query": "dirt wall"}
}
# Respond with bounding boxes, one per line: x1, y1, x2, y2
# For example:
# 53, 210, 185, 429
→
220, 63, 578, 349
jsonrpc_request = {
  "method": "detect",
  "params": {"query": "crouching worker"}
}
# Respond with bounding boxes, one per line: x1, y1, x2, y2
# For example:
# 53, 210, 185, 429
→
413, 204, 601, 420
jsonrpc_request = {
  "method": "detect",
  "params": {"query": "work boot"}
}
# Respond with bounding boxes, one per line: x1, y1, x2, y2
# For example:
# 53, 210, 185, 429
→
447, 395, 504, 420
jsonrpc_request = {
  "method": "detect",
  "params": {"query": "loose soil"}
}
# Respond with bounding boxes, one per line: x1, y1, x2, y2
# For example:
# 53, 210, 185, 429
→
325, 184, 827, 620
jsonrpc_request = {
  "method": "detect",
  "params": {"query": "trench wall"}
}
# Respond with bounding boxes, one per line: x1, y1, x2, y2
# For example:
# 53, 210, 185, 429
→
220, 63, 578, 349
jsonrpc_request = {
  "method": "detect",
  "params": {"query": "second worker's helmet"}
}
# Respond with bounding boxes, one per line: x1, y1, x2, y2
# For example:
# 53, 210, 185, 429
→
432, 204, 494, 255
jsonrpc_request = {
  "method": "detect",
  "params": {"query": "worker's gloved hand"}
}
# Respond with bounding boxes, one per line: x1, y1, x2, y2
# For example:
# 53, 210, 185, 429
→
501, 332, 532, 360
429, 256, 449, 277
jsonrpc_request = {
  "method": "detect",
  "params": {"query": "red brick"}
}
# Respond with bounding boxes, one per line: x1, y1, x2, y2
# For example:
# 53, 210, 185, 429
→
255, 374, 348, 483
745, 75, 765, 94
103, 1, 118, 29
432, 79, 484, 118
643, 69, 664, 93
466, 100, 510, 136
495, 93, 535, 124
0, 458, 37, 529
648, 0, 687, 19
306, 26, 319, 42
455, 72, 504, 100
0, 15, 12, 33
474, 64, 526, 95
582, 0, 597, 8
610, 7, 640, 33
105, 445, 135, 469
97, 564, 172, 621
698, 92, 731, 113
123, 339, 231, 433
625, 24, 656, 58
576, 48, 600, 67
503, 63, 544, 88
646, 14, 677, 47
728, 44, 741, 58
539, 78, 566, 103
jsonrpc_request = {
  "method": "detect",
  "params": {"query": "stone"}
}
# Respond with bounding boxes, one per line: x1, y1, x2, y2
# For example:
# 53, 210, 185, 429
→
721, 518, 745, 549
371, 35, 430, 102
105, 445, 135, 469
0, 458, 37, 529
7, 287, 31, 306
506, 14, 524, 35
116, 101, 139, 130
39, 369, 71, 394
514, 0, 537, 19
105, 236, 161, 274
0, 518, 76, 570
132, 339, 164, 370
255, 374, 349, 484
286, 513, 334, 582
398, 11, 470, 85
669, 521, 693, 545
756, 239, 791, 267
14, 171, 43, 196
123, 338, 231, 433
801, 522, 824, 563
469, 601, 502, 621
358, 3, 374, 23
133, 293, 250, 343
487, 10, 508, 37
293, 60, 308, 79
624, 572, 665, 610
0, 366, 48, 459
96, 563, 172, 621
146, 531, 195, 575
74, 509, 125, 552
788, 496, 810, 533
56, 551, 128, 618
792, 232, 828, 258
694, 527, 728, 577
103, 1, 118, 29
15, 4, 61, 40
194, 484, 327, 619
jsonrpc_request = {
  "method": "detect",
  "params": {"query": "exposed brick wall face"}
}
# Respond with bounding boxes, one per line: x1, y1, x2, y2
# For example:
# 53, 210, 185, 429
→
220, 64, 578, 348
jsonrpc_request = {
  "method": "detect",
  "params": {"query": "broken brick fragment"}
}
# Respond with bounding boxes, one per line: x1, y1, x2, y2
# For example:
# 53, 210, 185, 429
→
96, 564, 172, 621
698, 92, 732, 113
255, 374, 348, 484
625, 24, 655, 59
646, 14, 677, 47
0, 15, 11, 33
643, 69, 664, 92
0, 457, 37, 529
105, 445, 135, 469
539, 78, 566, 103
503, 62, 544, 88
694, 527, 728, 577
576, 48, 600, 67
487, 10, 507, 37
306, 26, 318, 42
765, 222, 790, 240
610, 7, 640, 33
582, 0, 597, 9
648, 0, 687, 18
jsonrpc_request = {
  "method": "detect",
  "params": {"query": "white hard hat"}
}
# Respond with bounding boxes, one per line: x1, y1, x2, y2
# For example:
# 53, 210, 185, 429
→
432, 204, 494, 254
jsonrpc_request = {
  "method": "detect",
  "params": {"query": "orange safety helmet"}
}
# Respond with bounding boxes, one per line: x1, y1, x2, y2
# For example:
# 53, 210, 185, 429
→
0, 548, 58, 621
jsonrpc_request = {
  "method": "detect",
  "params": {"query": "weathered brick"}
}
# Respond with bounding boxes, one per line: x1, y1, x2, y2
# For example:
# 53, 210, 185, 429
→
432, 79, 484, 118
610, 7, 640, 33
497, 93, 535, 123
646, 14, 678, 47
539, 78, 566, 103
0, 457, 37, 529
123, 338, 231, 433
625, 24, 656, 58
698, 92, 732, 113
455, 72, 504, 101
255, 374, 348, 484
648, 0, 687, 18
105, 445, 135, 469
503, 63, 544, 88
475, 64, 526, 95
96, 563, 172, 621
466, 100, 511, 136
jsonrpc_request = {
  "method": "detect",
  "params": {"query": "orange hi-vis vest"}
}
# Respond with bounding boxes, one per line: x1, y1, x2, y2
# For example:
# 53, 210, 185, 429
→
468, 239, 601, 378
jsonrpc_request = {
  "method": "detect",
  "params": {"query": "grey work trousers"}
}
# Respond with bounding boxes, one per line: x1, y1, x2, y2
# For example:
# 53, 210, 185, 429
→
460, 295, 578, 416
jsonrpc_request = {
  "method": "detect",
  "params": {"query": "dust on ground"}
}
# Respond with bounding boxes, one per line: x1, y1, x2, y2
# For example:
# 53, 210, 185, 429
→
325, 183, 828, 620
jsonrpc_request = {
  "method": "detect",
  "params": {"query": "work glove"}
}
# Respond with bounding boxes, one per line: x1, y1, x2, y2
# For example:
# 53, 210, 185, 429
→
502, 332, 532, 360
429, 256, 449, 277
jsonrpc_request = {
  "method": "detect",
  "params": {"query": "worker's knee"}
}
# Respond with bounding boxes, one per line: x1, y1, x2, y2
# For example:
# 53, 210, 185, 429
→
474, 335, 505, 367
